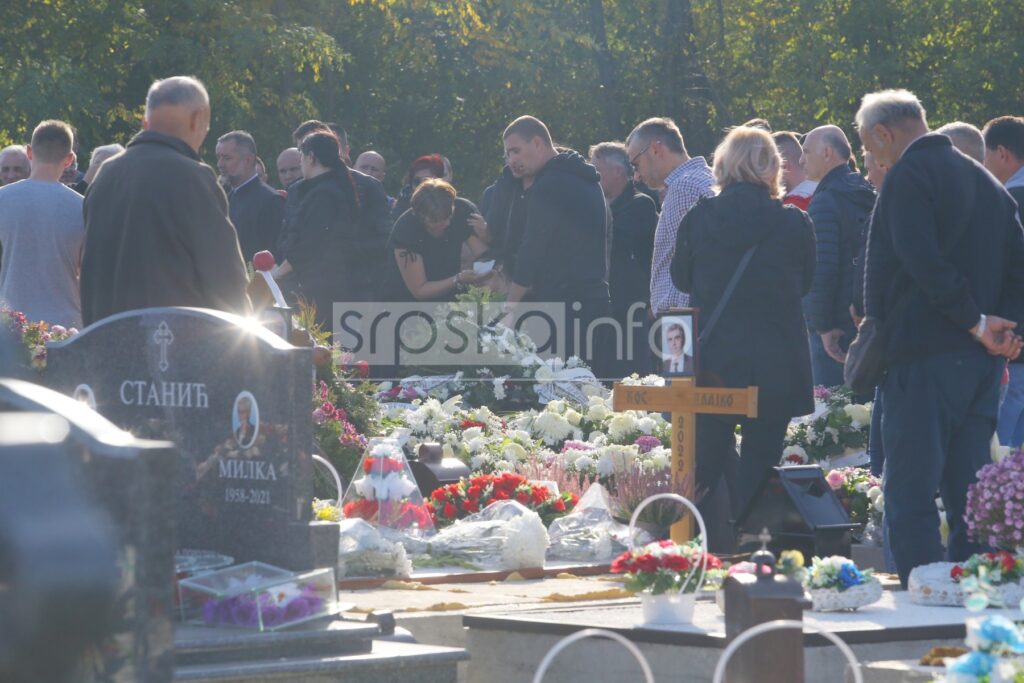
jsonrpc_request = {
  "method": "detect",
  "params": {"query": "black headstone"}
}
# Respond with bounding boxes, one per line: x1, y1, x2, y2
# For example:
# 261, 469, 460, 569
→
734, 465, 859, 559
0, 379, 177, 682
41, 307, 333, 570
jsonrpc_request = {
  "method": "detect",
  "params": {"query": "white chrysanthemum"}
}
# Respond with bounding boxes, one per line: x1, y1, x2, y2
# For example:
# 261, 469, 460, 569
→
649, 451, 670, 470
463, 426, 483, 441
574, 454, 595, 472
533, 411, 574, 445
636, 416, 656, 435
547, 399, 566, 414
493, 378, 507, 401
564, 409, 582, 426
607, 413, 637, 441
586, 403, 612, 422
588, 432, 608, 446
844, 403, 871, 425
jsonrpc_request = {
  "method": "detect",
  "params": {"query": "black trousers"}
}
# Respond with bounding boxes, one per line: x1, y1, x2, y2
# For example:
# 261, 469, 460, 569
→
695, 413, 790, 552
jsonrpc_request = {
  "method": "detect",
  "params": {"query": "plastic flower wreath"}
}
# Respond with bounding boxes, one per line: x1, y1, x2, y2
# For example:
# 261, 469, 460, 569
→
805, 556, 875, 592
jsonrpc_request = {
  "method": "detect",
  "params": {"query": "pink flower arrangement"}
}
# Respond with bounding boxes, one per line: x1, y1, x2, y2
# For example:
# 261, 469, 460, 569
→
634, 435, 662, 454
966, 449, 1024, 550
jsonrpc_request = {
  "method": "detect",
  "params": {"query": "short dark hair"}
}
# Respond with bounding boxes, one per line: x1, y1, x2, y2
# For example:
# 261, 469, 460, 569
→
411, 178, 457, 223
626, 117, 687, 156
743, 118, 773, 133
983, 116, 1024, 160
503, 116, 553, 146
30, 120, 74, 163
298, 131, 343, 171
217, 130, 257, 156
292, 120, 329, 146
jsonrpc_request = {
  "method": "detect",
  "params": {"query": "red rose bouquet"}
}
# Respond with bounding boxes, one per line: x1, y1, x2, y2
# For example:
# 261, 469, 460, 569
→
427, 472, 579, 528
612, 539, 721, 595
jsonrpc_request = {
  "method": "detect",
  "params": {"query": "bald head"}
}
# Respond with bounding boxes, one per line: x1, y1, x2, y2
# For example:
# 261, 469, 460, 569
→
801, 125, 853, 181
143, 76, 211, 153
0, 145, 30, 185
276, 147, 302, 188
355, 150, 386, 182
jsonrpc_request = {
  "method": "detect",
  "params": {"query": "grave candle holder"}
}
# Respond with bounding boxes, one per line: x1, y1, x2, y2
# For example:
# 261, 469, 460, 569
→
178, 561, 338, 631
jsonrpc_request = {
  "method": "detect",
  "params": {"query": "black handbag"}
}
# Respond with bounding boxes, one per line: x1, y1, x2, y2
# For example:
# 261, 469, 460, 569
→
844, 175, 977, 394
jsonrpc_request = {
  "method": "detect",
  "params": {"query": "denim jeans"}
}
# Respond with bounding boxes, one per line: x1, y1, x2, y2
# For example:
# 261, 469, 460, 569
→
807, 331, 845, 389
881, 351, 1001, 585
996, 363, 1024, 447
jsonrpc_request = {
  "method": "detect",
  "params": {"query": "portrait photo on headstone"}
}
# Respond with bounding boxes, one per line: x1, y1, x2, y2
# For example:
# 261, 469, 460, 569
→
655, 309, 697, 377
232, 390, 260, 449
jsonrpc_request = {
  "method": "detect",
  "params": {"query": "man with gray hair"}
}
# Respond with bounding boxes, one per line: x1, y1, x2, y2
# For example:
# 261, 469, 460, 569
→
936, 122, 986, 164
625, 117, 713, 314
71, 143, 125, 194
800, 125, 876, 388
81, 75, 251, 324
856, 88, 1024, 585
590, 141, 658, 375
215, 130, 284, 261
0, 145, 30, 186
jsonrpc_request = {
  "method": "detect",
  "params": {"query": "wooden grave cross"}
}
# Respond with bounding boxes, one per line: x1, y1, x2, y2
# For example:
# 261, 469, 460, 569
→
612, 377, 759, 542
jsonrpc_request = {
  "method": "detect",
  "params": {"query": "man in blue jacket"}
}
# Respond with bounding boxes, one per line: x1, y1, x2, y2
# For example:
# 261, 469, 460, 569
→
801, 125, 876, 388
858, 89, 1024, 585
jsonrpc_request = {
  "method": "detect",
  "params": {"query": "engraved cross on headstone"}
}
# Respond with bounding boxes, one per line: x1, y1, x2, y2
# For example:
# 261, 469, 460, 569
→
153, 321, 174, 372
612, 377, 759, 542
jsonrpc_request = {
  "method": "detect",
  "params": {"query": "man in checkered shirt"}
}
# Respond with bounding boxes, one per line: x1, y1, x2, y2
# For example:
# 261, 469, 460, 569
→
625, 118, 714, 314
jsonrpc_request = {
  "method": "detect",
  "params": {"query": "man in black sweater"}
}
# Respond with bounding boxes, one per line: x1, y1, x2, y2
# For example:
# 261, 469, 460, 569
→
499, 116, 611, 375
983, 116, 1024, 448
859, 90, 1024, 585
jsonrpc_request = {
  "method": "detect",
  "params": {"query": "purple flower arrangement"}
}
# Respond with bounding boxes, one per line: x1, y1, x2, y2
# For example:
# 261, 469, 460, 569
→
634, 435, 662, 454
966, 449, 1024, 550
201, 582, 325, 630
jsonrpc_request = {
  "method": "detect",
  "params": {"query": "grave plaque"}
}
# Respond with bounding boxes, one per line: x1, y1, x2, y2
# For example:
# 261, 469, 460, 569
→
0, 379, 177, 683
42, 307, 331, 570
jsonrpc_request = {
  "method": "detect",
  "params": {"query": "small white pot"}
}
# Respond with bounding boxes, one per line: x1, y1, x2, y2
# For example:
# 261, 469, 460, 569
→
640, 592, 696, 625
809, 580, 882, 611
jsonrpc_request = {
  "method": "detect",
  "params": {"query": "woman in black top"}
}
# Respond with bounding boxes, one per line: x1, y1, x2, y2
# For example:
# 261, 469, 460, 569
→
380, 179, 491, 302
271, 132, 361, 329
670, 125, 815, 547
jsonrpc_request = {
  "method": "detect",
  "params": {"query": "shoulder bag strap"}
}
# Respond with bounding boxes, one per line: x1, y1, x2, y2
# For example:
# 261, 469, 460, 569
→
698, 245, 757, 345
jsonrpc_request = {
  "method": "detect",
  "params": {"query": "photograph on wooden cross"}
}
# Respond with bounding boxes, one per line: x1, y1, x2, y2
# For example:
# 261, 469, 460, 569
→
655, 308, 698, 377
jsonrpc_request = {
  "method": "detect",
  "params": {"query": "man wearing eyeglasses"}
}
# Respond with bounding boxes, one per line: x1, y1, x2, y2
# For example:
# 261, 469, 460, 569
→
625, 118, 714, 315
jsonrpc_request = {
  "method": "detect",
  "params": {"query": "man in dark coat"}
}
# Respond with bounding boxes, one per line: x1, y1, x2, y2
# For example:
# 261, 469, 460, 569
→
81, 76, 250, 326
590, 141, 658, 376
801, 125, 876, 388
215, 130, 285, 263
859, 90, 1024, 586
983, 116, 1024, 448
499, 116, 611, 374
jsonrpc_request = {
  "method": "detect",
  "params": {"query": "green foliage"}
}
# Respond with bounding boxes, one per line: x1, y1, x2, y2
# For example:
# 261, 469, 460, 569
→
2, 0, 1021, 199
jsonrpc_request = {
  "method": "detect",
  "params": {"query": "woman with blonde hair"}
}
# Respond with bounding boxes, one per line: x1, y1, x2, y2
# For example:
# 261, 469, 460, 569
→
670, 126, 816, 549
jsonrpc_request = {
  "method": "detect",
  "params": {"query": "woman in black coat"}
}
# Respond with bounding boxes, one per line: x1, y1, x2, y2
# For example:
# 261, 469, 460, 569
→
671, 126, 816, 530
271, 132, 362, 331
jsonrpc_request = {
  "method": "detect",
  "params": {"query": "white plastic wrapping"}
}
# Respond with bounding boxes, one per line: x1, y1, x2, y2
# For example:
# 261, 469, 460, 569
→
547, 483, 650, 562
337, 518, 413, 578
427, 500, 549, 570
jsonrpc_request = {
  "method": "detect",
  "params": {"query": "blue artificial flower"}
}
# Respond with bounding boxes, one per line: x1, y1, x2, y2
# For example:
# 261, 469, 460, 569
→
836, 562, 864, 590
974, 615, 1024, 654
946, 651, 995, 677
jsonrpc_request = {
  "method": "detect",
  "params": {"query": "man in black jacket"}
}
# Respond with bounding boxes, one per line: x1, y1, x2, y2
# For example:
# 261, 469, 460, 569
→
590, 142, 658, 376
499, 116, 611, 374
801, 125, 876, 388
858, 89, 1024, 585
216, 130, 285, 263
81, 76, 251, 325
983, 116, 1024, 447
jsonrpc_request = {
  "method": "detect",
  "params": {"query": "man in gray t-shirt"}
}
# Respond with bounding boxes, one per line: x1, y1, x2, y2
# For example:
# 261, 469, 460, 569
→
0, 119, 85, 328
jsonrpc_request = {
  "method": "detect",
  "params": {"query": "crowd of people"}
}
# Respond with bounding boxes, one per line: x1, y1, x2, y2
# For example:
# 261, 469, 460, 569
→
2, 75, 1024, 586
